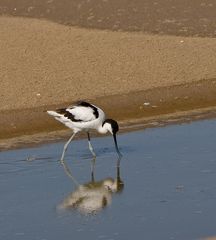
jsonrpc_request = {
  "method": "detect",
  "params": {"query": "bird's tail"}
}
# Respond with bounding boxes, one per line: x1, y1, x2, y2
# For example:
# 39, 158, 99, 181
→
47, 110, 61, 117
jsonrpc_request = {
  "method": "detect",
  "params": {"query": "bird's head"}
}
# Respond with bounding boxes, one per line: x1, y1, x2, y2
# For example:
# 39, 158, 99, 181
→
102, 119, 122, 157
102, 119, 119, 135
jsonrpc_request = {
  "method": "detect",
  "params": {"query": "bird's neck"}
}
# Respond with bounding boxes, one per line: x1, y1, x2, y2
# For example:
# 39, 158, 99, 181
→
97, 124, 108, 134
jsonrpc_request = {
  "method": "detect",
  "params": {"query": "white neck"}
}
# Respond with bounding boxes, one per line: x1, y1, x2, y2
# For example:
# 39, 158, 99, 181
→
97, 124, 109, 134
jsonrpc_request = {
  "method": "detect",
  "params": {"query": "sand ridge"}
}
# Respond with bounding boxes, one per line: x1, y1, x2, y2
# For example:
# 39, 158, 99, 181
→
1, 16, 216, 111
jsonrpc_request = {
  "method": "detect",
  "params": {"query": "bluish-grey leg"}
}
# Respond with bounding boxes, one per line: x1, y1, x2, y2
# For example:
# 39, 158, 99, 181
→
60, 132, 76, 162
87, 132, 96, 157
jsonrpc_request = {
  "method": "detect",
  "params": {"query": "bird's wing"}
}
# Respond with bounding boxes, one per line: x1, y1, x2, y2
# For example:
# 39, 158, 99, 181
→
66, 105, 97, 122
55, 102, 98, 122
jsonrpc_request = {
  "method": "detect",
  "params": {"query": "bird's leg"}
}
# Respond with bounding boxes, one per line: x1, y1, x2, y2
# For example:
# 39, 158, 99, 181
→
60, 132, 76, 162
91, 156, 96, 182
60, 157, 79, 187
87, 132, 96, 157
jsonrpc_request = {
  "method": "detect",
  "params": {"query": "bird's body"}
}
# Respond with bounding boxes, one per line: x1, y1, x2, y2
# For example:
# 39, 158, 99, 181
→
47, 101, 106, 134
47, 101, 121, 160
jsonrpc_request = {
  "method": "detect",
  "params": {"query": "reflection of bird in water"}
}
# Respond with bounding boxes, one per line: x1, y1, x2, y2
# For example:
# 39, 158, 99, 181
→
58, 158, 124, 214
47, 101, 121, 161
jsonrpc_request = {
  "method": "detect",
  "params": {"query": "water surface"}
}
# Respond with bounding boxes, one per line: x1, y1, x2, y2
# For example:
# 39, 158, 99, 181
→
1, 119, 216, 240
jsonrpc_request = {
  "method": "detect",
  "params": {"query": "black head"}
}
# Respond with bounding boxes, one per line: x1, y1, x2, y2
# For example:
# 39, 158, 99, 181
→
102, 119, 119, 135
103, 119, 121, 157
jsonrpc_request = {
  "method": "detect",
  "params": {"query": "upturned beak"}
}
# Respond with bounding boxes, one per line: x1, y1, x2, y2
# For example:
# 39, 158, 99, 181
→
113, 134, 122, 157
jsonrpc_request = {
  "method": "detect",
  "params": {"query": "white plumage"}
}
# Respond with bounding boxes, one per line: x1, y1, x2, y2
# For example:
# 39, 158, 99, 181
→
48, 103, 105, 132
47, 101, 121, 160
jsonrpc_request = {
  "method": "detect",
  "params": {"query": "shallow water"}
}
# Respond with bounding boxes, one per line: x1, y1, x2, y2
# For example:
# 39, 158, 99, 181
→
1, 119, 216, 240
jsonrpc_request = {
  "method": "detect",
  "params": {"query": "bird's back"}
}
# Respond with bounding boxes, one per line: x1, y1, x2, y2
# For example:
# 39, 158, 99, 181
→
47, 101, 105, 132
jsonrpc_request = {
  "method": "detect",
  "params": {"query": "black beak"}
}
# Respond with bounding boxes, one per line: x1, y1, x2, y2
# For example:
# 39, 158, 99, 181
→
113, 134, 122, 158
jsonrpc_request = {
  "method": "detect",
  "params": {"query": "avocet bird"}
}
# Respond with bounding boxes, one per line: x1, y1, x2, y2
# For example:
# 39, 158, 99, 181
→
47, 101, 121, 160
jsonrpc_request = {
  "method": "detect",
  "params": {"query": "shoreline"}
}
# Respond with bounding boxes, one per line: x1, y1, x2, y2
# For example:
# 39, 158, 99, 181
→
1, 78, 216, 151
1, 105, 216, 151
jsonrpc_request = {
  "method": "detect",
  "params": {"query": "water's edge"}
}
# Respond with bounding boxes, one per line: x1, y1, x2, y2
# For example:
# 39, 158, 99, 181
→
1, 105, 216, 151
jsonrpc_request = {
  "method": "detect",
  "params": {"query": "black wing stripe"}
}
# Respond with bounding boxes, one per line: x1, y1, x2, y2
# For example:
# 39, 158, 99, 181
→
56, 108, 82, 122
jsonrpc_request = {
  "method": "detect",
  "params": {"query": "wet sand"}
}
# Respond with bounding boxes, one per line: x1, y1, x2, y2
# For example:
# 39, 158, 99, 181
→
1, 14, 216, 148
1, 0, 216, 37
1, 78, 216, 150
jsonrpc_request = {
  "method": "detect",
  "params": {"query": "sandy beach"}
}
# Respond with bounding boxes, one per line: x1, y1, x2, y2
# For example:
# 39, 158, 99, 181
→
1, 12, 216, 148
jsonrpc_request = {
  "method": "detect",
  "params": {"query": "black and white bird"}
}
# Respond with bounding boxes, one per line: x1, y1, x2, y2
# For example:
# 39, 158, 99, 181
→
47, 101, 121, 161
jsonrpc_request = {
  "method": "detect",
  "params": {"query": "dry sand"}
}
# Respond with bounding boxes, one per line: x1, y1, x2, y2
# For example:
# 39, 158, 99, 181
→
1, 16, 216, 148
